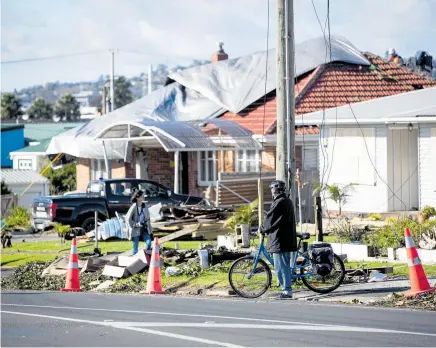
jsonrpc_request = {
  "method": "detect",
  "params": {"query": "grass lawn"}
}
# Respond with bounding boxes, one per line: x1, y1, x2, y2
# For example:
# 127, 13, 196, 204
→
1, 254, 58, 267
1, 240, 212, 267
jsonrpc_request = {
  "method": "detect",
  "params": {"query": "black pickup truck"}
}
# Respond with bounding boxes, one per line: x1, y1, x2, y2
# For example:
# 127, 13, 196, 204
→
31, 178, 205, 232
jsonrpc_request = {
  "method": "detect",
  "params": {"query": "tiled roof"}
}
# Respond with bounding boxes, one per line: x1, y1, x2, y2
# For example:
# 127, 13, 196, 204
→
220, 71, 317, 134
295, 127, 319, 135
219, 52, 436, 135
0, 169, 49, 184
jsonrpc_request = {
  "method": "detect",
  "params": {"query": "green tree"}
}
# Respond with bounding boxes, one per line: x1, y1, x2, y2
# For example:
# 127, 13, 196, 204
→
55, 94, 80, 121
1, 181, 11, 195
43, 162, 77, 195
27, 98, 54, 119
1, 93, 23, 120
114, 76, 134, 108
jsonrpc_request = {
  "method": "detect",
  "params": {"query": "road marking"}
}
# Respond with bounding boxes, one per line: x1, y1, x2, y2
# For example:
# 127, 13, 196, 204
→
110, 322, 436, 337
1, 303, 326, 326
1, 311, 243, 348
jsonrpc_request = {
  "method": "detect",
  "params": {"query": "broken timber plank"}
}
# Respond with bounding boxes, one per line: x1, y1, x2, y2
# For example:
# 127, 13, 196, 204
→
158, 225, 200, 244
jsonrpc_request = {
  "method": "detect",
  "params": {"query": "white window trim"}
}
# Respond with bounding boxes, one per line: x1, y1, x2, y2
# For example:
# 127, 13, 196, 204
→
235, 150, 260, 173
91, 159, 111, 180
197, 151, 217, 187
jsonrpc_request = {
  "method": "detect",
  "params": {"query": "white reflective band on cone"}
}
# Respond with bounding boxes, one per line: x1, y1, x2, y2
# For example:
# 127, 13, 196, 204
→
407, 256, 421, 267
71, 246, 78, 254
153, 245, 160, 253
68, 262, 78, 269
405, 236, 414, 249
150, 260, 162, 268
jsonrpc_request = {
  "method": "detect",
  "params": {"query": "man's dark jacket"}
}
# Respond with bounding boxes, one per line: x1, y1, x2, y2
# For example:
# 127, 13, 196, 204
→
260, 194, 297, 253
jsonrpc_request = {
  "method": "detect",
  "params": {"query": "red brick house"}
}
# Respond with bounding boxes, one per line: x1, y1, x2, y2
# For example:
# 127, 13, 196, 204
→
72, 40, 435, 205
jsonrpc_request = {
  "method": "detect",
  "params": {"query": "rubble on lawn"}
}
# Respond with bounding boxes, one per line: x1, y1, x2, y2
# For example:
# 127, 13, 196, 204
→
366, 291, 436, 310
85, 202, 231, 242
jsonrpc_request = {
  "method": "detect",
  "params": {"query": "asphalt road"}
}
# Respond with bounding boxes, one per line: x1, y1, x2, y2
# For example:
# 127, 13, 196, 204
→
1, 291, 435, 347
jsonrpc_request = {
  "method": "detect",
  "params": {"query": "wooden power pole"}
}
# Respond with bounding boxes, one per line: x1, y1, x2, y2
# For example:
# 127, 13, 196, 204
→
276, 0, 296, 202
276, 0, 287, 184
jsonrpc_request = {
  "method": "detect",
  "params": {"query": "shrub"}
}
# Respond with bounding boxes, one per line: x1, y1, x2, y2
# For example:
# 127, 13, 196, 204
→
1, 181, 11, 195
43, 162, 76, 195
5, 206, 31, 230
224, 199, 258, 232
53, 223, 71, 243
421, 206, 436, 220
368, 213, 382, 221
330, 218, 366, 243
363, 218, 436, 255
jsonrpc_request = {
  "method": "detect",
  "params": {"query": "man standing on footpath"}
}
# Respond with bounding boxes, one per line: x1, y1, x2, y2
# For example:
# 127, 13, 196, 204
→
259, 180, 297, 299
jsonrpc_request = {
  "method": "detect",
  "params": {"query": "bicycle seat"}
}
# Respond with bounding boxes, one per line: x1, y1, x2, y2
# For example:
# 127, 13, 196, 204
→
296, 232, 311, 240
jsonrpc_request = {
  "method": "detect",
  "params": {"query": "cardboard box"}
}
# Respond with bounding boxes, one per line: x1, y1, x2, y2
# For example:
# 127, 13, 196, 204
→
102, 265, 130, 278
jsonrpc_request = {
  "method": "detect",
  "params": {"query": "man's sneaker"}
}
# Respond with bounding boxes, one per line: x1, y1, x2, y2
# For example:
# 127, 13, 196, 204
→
274, 293, 294, 300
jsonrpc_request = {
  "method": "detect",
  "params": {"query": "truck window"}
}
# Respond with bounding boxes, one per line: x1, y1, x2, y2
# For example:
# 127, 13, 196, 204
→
88, 182, 105, 196
109, 182, 134, 197
139, 182, 168, 198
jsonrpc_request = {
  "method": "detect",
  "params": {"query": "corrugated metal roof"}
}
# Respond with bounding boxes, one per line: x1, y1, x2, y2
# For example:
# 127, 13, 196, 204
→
1, 124, 24, 132
11, 139, 51, 154
0, 169, 49, 184
1, 123, 84, 142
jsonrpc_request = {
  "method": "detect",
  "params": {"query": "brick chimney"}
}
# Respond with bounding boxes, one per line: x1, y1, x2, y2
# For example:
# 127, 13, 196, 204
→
211, 42, 228, 63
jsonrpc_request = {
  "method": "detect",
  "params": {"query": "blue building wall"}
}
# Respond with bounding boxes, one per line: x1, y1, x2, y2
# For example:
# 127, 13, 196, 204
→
1, 127, 25, 167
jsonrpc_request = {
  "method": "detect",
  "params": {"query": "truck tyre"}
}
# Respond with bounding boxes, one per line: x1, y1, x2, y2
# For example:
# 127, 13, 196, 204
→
81, 216, 102, 233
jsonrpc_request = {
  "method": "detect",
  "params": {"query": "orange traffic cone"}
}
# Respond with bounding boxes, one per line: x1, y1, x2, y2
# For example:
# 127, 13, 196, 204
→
404, 228, 435, 297
144, 237, 166, 294
61, 237, 82, 292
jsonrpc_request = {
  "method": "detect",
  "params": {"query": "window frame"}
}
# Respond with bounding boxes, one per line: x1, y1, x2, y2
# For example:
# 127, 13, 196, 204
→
197, 151, 218, 187
235, 150, 260, 173
91, 159, 111, 180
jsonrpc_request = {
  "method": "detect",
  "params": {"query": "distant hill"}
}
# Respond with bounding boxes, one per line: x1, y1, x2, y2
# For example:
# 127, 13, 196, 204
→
10, 60, 210, 109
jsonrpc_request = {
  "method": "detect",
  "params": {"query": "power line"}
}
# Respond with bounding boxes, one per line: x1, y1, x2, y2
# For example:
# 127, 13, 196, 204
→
309, 1, 421, 223
1, 50, 106, 64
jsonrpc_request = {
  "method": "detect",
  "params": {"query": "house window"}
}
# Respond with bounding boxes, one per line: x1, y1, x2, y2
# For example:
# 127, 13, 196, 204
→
235, 150, 259, 172
91, 159, 111, 180
197, 151, 217, 186
18, 159, 33, 170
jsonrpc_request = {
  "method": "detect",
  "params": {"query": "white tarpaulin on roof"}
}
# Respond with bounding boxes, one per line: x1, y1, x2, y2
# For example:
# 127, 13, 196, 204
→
46, 35, 369, 159
168, 36, 369, 114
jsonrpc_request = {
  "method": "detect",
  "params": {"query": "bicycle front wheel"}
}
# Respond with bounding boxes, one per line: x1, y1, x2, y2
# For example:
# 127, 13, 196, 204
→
228, 256, 272, 298
301, 253, 345, 294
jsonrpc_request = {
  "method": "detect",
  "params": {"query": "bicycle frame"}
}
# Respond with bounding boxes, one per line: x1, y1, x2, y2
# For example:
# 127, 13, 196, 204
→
248, 235, 314, 281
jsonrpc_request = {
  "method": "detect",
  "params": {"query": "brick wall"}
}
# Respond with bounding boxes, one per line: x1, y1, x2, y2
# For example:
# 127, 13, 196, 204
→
76, 158, 91, 190
145, 148, 174, 189
261, 148, 275, 172
188, 152, 201, 195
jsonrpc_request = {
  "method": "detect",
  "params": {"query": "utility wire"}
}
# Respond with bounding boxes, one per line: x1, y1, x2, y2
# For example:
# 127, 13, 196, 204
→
1, 50, 105, 64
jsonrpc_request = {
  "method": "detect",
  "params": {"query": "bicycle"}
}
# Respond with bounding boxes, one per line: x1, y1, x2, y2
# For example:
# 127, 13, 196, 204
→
228, 232, 346, 298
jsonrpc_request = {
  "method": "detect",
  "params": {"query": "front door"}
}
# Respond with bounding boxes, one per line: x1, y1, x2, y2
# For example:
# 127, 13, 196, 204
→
136, 151, 149, 179
387, 128, 419, 211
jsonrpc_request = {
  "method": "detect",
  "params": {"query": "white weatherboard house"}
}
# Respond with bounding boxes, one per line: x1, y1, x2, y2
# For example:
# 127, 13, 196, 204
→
298, 87, 436, 213
0, 169, 50, 208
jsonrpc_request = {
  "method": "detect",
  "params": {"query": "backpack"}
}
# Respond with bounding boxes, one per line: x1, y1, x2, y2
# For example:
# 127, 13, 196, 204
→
310, 243, 334, 277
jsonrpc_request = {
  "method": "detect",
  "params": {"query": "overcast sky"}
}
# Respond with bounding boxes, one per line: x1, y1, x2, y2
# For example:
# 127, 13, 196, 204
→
1, 0, 435, 91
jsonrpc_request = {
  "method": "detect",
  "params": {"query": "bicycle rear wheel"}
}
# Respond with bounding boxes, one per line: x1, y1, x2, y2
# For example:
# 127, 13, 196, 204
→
301, 253, 345, 294
228, 256, 272, 298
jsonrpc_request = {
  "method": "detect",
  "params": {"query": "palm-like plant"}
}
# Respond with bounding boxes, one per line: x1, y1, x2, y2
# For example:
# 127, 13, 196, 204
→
314, 183, 356, 215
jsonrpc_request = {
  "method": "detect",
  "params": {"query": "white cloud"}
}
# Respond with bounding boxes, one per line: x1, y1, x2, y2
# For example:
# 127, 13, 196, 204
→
1, 0, 435, 91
